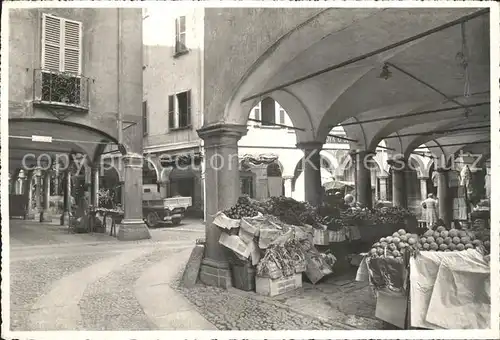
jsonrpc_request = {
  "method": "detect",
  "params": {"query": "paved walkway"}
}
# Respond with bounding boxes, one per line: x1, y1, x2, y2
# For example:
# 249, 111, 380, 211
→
9, 219, 215, 331
9, 218, 385, 331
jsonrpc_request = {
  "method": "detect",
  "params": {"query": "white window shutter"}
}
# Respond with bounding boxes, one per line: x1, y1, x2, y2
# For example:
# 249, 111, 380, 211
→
41, 14, 62, 71
63, 19, 82, 74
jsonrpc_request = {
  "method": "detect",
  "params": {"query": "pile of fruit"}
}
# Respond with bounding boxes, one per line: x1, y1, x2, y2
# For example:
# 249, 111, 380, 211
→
257, 196, 323, 228
418, 226, 485, 252
369, 229, 419, 260
223, 196, 260, 219
321, 215, 347, 231
376, 207, 414, 224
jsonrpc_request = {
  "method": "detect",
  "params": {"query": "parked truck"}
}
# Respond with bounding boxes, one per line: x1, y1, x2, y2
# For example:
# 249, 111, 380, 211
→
142, 184, 192, 227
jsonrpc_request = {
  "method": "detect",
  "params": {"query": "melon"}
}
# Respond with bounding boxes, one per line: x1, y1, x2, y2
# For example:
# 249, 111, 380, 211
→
439, 244, 448, 251
472, 239, 482, 247
392, 232, 400, 238
444, 237, 452, 245
380, 241, 388, 248
430, 242, 439, 251
444, 249, 451, 252
458, 231, 467, 238
448, 243, 457, 251
377, 248, 384, 255
436, 226, 446, 233
373, 242, 381, 248
452, 237, 461, 245
420, 237, 427, 244
427, 236, 435, 243
456, 244, 465, 251
460, 236, 471, 244
465, 243, 474, 250
408, 237, 417, 245
449, 229, 459, 238
393, 237, 401, 244
399, 242, 408, 249
386, 236, 394, 243
389, 243, 397, 251
417, 243, 423, 249
370, 248, 377, 256
436, 237, 444, 245
398, 229, 407, 235
392, 250, 401, 257
440, 230, 449, 238
380, 237, 387, 243
423, 243, 430, 250
399, 234, 408, 242
433, 231, 441, 239
424, 230, 434, 237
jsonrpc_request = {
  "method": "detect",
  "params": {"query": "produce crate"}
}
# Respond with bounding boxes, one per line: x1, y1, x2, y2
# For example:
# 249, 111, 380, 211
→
230, 262, 256, 291
329, 228, 347, 243
256, 273, 302, 297
313, 229, 329, 245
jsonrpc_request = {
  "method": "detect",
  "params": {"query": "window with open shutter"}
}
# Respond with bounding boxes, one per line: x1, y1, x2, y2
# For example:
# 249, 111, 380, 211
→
175, 16, 187, 54
42, 14, 82, 73
177, 90, 191, 128
168, 95, 175, 129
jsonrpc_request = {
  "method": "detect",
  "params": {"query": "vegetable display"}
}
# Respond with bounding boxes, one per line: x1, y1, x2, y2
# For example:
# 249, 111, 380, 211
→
418, 226, 486, 252
223, 196, 260, 219
341, 206, 414, 226
369, 229, 419, 261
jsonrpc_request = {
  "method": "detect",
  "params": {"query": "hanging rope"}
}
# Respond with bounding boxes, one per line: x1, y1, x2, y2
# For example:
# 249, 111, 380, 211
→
461, 22, 471, 98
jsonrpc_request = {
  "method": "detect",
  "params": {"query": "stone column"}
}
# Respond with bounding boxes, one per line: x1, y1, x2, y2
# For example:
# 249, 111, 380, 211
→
117, 153, 152, 241
60, 169, 72, 226
25, 170, 35, 220
197, 123, 247, 288
378, 174, 389, 201
40, 171, 52, 222
354, 150, 373, 208
91, 166, 99, 207
34, 169, 42, 217
297, 141, 323, 206
436, 168, 451, 226
283, 175, 294, 197
54, 163, 60, 196
419, 176, 428, 201
388, 159, 407, 208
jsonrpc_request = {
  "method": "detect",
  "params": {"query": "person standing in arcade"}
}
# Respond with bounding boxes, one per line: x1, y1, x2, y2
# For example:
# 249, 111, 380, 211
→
421, 193, 439, 229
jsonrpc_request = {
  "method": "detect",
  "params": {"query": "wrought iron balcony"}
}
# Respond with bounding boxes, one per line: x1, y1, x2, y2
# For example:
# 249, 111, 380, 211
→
33, 69, 90, 111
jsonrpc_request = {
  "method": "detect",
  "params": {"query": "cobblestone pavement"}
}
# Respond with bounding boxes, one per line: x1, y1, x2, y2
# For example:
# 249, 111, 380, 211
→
8, 218, 385, 331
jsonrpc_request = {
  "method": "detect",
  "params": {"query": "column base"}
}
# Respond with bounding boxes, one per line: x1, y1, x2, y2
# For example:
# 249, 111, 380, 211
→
60, 212, 70, 226
198, 257, 232, 289
40, 210, 52, 222
117, 219, 151, 241
25, 211, 35, 220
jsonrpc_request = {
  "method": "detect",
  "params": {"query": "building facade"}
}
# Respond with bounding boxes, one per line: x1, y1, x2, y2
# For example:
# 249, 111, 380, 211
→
8, 8, 150, 240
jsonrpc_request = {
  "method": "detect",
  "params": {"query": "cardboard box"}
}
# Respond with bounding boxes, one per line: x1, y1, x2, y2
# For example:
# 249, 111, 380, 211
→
375, 288, 408, 329
213, 212, 241, 230
238, 227, 254, 244
219, 233, 251, 259
313, 229, 329, 245
329, 229, 347, 243
240, 216, 262, 237
256, 273, 302, 297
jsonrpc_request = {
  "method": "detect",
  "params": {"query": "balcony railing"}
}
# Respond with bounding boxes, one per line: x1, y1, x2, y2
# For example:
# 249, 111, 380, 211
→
326, 135, 349, 144
33, 69, 90, 111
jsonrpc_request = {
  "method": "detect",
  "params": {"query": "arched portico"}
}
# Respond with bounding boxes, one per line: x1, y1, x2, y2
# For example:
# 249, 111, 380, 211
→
198, 7, 490, 288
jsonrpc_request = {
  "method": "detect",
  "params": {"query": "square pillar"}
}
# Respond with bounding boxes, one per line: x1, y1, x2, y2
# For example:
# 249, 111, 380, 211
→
297, 141, 323, 206
34, 169, 42, 218
197, 123, 247, 289
436, 168, 452, 227
60, 168, 72, 226
388, 159, 407, 208
378, 174, 389, 202
40, 171, 52, 222
283, 175, 293, 197
25, 170, 35, 220
117, 153, 151, 241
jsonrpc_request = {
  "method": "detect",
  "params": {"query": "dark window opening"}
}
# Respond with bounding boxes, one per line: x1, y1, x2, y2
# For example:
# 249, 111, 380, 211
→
261, 97, 276, 126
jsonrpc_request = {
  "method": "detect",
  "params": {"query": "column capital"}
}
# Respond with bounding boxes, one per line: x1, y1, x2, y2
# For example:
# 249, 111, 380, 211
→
418, 176, 429, 180
197, 123, 247, 145
296, 141, 323, 151
282, 175, 294, 180
387, 157, 406, 169
377, 174, 389, 180
121, 153, 143, 168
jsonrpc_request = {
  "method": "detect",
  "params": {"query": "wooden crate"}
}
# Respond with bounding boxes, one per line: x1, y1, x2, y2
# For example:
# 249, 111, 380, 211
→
256, 273, 302, 297
313, 229, 329, 245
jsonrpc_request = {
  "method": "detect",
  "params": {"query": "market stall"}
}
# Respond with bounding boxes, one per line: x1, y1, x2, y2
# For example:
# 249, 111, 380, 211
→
355, 224, 491, 329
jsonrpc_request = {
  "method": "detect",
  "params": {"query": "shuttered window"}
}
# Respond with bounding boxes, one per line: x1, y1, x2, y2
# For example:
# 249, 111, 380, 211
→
168, 95, 175, 129
279, 109, 285, 125
175, 16, 187, 54
42, 13, 82, 74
